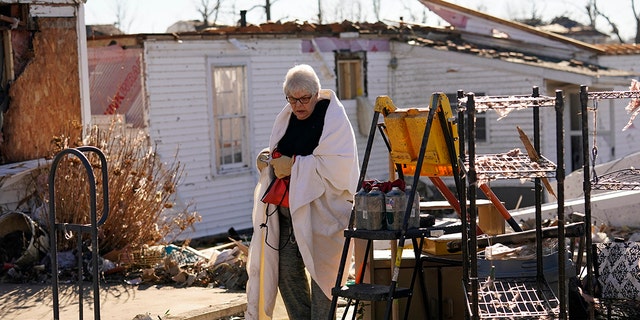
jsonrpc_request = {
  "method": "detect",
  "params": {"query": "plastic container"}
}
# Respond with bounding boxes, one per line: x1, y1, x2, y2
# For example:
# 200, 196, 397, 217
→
385, 186, 406, 230
353, 188, 368, 229
363, 187, 385, 230
0, 211, 49, 268
405, 186, 420, 229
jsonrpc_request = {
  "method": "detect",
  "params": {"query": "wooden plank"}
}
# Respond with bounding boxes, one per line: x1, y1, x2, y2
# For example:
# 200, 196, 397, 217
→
30, 4, 75, 18
1, 17, 81, 162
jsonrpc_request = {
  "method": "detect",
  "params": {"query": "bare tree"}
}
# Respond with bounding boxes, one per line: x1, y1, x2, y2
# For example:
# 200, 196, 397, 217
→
327, 1, 363, 23
245, 0, 281, 22
633, 0, 640, 43
587, 0, 625, 42
399, 0, 428, 23
196, 0, 225, 26
585, 0, 598, 27
373, 0, 381, 21
524, 2, 542, 22
351, 1, 363, 22
112, 0, 133, 33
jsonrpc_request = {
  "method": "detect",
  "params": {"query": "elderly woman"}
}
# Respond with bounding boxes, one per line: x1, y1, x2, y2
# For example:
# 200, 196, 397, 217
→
246, 64, 360, 319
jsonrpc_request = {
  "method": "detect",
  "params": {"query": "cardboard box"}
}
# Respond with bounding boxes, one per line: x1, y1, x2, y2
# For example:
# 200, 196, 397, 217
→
422, 232, 462, 255
477, 201, 506, 236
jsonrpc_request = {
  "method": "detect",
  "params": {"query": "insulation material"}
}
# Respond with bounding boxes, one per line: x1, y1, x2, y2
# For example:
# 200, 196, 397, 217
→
0, 18, 81, 163
88, 45, 144, 128
623, 79, 640, 131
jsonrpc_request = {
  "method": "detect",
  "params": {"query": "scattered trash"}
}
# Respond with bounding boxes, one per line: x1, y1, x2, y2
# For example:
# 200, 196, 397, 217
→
0, 210, 249, 291
0, 211, 49, 268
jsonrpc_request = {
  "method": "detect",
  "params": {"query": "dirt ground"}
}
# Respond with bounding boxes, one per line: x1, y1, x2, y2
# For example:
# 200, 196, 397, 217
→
0, 282, 246, 320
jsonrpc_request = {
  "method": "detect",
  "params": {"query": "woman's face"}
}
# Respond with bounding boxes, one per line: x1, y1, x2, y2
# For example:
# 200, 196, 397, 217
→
287, 89, 318, 120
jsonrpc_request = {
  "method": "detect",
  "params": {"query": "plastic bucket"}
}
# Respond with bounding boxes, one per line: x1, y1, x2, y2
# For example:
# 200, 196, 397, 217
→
0, 211, 49, 267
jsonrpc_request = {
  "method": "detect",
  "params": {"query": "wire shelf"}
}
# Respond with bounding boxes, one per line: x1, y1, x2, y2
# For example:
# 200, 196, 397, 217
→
465, 153, 557, 180
470, 276, 559, 319
592, 168, 640, 191
458, 95, 556, 111
119, 246, 165, 269
587, 90, 640, 100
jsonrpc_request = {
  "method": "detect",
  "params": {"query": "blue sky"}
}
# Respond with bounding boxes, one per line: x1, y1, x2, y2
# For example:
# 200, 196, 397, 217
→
84, 0, 637, 41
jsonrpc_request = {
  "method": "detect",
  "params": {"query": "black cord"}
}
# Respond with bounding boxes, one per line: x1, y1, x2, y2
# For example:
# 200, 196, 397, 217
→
260, 205, 292, 251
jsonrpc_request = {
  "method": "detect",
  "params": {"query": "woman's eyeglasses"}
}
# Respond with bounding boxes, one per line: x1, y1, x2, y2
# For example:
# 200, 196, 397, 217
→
286, 95, 312, 105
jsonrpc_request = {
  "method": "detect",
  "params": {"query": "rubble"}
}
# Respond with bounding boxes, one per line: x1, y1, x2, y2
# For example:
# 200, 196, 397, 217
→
0, 210, 249, 291
101, 241, 249, 290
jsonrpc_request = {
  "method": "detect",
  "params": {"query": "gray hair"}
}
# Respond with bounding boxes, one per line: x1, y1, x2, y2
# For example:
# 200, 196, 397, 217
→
282, 64, 321, 96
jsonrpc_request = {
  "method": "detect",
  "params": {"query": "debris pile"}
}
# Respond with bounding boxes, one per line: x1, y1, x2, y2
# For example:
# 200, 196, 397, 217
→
0, 210, 249, 291
113, 240, 249, 290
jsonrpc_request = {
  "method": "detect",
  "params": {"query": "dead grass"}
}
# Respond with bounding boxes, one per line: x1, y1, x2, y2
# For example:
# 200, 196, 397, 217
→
32, 118, 200, 254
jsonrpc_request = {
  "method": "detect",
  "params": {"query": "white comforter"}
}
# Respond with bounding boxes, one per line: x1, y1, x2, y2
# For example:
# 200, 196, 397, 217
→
245, 89, 360, 319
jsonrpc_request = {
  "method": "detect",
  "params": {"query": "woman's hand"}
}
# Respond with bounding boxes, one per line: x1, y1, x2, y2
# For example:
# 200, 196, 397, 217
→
256, 148, 270, 171
271, 155, 293, 178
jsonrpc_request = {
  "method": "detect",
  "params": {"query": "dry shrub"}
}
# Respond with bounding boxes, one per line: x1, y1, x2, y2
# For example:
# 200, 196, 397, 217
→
34, 118, 200, 254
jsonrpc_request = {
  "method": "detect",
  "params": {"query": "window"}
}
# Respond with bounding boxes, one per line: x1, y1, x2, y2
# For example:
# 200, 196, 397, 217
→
447, 93, 487, 143
475, 113, 488, 142
336, 51, 366, 99
211, 65, 248, 173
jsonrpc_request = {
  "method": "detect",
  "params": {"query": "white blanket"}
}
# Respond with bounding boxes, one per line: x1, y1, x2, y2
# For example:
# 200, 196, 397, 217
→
245, 89, 360, 319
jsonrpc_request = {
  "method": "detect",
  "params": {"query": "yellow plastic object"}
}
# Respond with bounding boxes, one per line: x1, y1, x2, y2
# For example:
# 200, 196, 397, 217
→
378, 93, 459, 177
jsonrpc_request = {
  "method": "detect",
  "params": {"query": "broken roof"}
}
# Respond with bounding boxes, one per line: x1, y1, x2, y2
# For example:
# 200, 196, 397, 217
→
87, 1, 637, 79
418, 0, 606, 57
595, 43, 640, 55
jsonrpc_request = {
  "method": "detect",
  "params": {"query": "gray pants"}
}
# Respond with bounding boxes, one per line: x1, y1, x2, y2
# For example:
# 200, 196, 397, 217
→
278, 206, 333, 320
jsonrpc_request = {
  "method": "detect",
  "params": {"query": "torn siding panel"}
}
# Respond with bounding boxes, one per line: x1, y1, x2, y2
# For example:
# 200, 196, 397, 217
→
0, 158, 45, 210
29, 5, 75, 18
0, 17, 81, 162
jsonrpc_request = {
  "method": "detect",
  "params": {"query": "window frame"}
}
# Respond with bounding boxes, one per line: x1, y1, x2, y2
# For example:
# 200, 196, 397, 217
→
207, 62, 250, 175
335, 51, 367, 100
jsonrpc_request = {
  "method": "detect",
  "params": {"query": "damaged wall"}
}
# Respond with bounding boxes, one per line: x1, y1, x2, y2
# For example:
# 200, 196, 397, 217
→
0, 17, 82, 163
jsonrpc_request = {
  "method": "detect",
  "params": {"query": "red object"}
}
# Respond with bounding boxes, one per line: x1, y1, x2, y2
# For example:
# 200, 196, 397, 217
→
272, 150, 282, 159
428, 177, 461, 214
429, 176, 485, 236
261, 176, 290, 207
361, 179, 405, 193
479, 184, 513, 221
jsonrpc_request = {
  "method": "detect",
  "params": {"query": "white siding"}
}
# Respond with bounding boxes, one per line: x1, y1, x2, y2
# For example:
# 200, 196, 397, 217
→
599, 54, 640, 74
144, 40, 266, 239
143, 38, 394, 239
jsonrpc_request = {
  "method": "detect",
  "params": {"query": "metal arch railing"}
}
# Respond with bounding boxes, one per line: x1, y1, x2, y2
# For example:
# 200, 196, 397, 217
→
48, 146, 109, 320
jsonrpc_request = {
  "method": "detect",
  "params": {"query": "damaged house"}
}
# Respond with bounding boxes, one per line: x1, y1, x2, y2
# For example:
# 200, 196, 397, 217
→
83, 1, 640, 241
3, 0, 640, 242
0, 1, 89, 209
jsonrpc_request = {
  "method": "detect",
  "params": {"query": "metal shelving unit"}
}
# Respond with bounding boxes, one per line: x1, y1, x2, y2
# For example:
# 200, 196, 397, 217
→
591, 168, 640, 191
460, 88, 567, 319
579, 85, 640, 297
475, 277, 559, 318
